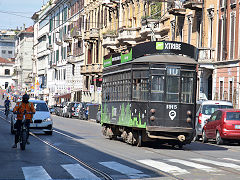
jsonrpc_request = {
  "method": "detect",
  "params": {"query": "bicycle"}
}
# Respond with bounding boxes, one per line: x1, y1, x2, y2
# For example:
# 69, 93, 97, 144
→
5, 106, 9, 118
14, 110, 34, 150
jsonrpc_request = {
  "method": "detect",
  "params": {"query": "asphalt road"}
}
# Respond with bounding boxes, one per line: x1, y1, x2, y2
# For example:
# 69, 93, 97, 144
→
1, 99, 240, 179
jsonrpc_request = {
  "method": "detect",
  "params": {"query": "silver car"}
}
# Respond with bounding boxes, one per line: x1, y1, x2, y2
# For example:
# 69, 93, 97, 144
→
10, 100, 53, 135
195, 100, 233, 140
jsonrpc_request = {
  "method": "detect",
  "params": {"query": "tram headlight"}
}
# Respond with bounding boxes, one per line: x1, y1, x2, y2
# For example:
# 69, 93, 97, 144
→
150, 109, 156, 114
150, 116, 155, 121
186, 117, 192, 123
187, 110, 192, 116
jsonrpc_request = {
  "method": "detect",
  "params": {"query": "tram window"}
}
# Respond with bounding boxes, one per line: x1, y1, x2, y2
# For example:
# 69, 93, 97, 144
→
151, 76, 164, 101
133, 79, 141, 100
166, 76, 180, 102
182, 71, 194, 77
181, 77, 193, 103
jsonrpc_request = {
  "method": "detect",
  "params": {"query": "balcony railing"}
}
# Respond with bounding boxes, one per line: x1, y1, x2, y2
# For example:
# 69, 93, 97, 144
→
80, 64, 103, 74
63, 33, 72, 42
89, 28, 99, 39
168, 1, 186, 16
71, 28, 82, 39
118, 27, 141, 44
102, 34, 118, 49
198, 48, 215, 61
183, 0, 203, 10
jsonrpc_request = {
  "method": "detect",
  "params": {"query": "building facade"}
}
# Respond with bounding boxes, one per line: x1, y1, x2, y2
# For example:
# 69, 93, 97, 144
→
0, 57, 14, 91
32, 0, 85, 105
0, 30, 16, 60
214, 0, 240, 108
14, 26, 34, 93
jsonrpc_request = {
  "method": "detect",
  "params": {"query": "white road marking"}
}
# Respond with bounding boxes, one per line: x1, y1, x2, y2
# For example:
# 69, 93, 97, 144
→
61, 164, 100, 180
222, 158, 240, 163
99, 161, 149, 179
22, 166, 52, 180
191, 158, 240, 170
137, 159, 189, 175
168, 159, 219, 172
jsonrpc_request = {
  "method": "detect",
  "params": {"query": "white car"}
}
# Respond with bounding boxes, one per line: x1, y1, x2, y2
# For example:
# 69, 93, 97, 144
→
195, 100, 233, 140
10, 100, 53, 135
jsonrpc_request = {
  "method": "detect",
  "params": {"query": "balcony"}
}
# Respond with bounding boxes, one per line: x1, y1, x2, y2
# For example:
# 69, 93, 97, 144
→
168, 1, 186, 16
80, 64, 103, 74
102, 33, 118, 49
63, 33, 72, 42
198, 48, 215, 62
71, 28, 82, 39
140, 19, 158, 37
89, 28, 99, 39
118, 27, 141, 45
183, 0, 203, 10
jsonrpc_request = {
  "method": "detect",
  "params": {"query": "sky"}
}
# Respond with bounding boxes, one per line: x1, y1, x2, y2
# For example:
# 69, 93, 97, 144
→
0, 0, 45, 30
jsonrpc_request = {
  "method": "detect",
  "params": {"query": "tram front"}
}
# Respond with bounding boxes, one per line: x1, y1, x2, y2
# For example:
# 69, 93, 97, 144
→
140, 55, 197, 146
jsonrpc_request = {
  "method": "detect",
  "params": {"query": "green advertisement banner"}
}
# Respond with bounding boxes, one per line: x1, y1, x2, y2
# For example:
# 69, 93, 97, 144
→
121, 49, 132, 63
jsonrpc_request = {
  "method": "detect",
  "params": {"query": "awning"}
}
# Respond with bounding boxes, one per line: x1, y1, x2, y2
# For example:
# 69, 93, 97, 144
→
53, 93, 71, 99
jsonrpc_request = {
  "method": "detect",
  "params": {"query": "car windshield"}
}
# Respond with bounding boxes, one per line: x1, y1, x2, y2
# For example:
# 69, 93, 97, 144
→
202, 105, 233, 115
33, 103, 48, 112
226, 112, 240, 120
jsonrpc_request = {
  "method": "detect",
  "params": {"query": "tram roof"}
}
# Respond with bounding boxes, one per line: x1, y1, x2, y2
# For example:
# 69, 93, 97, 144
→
132, 54, 198, 65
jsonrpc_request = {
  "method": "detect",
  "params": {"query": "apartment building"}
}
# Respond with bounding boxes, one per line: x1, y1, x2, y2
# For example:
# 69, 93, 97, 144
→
0, 30, 16, 60
214, 0, 240, 108
14, 26, 34, 93
32, 0, 84, 105
0, 57, 14, 90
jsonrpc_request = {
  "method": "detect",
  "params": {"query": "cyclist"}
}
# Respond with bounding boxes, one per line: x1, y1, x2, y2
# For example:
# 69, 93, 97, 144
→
12, 94, 35, 148
4, 97, 10, 116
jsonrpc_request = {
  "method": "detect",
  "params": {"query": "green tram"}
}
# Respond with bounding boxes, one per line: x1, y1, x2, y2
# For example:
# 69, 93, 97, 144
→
101, 41, 198, 148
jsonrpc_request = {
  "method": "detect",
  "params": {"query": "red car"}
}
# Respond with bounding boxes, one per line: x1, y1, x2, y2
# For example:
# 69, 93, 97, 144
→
202, 109, 240, 145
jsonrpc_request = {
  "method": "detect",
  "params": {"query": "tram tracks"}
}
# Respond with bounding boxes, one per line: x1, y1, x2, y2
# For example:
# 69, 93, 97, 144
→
3, 109, 240, 179
0, 111, 113, 180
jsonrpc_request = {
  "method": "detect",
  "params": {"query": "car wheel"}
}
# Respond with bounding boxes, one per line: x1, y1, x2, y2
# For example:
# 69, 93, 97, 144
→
46, 131, 52, 135
216, 131, 224, 145
202, 130, 208, 143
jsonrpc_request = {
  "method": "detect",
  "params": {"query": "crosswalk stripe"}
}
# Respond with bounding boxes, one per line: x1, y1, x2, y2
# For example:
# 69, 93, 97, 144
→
99, 161, 149, 179
222, 158, 240, 163
61, 164, 100, 180
168, 159, 219, 172
137, 159, 189, 176
22, 166, 52, 180
191, 158, 240, 170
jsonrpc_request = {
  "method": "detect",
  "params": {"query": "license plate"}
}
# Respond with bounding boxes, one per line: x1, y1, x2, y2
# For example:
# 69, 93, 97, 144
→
235, 125, 240, 129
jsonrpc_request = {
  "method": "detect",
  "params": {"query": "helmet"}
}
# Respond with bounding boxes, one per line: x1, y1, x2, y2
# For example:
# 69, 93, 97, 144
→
22, 94, 29, 103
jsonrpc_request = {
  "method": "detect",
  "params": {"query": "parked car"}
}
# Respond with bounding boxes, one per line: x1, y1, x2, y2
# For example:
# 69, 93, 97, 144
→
73, 102, 86, 118
76, 102, 88, 120
48, 105, 55, 114
202, 109, 240, 145
63, 102, 80, 118
195, 100, 233, 141
10, 100, 53, 135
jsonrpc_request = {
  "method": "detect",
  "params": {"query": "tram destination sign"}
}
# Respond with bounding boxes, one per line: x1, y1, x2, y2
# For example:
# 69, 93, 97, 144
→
103, 41, 198, 68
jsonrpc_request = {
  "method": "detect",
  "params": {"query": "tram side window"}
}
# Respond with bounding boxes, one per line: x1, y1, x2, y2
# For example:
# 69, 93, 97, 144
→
166, 68, 180, 102
133, 71, 149, 101
181, 71, 194, 103
151, 76, 164, 101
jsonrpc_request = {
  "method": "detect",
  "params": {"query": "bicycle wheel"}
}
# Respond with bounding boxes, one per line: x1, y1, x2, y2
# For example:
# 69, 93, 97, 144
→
5, 110, 9, 118
20, 129, 27, 150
